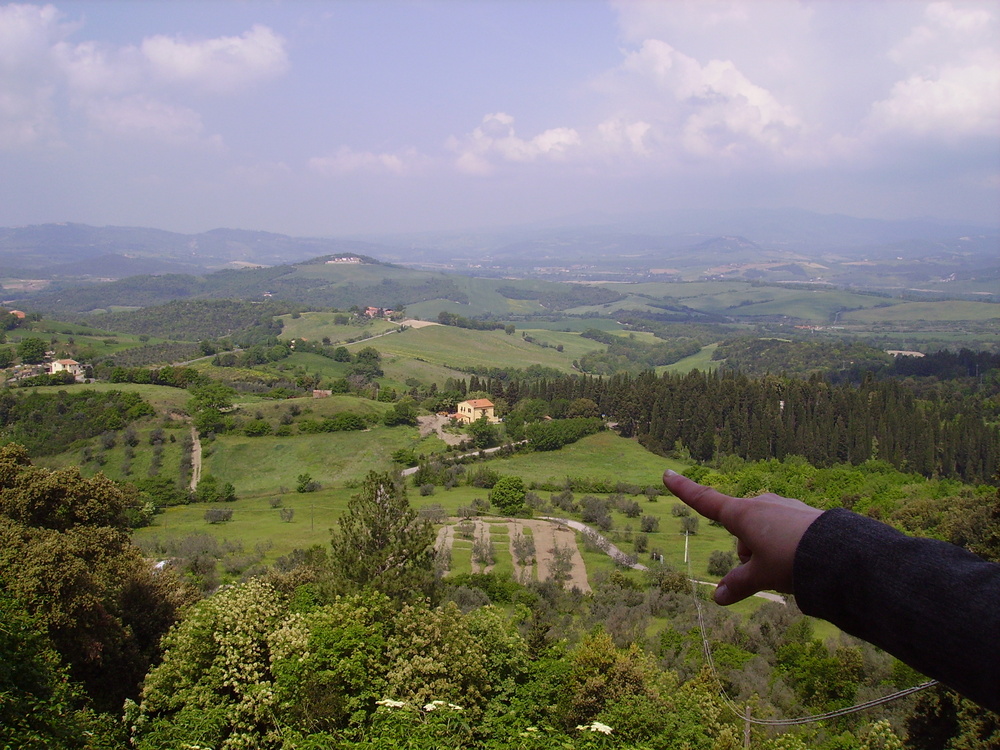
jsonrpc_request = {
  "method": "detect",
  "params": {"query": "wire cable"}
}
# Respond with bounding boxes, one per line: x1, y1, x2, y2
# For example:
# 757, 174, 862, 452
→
687, 562, 937, 727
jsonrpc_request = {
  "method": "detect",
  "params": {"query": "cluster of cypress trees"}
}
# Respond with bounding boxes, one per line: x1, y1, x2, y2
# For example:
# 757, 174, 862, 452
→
476, 369, 998, 485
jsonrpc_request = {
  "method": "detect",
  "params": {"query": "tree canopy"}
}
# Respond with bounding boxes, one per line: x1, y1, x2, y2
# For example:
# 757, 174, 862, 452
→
0, 444, 193, 711
328, 471, 436, 601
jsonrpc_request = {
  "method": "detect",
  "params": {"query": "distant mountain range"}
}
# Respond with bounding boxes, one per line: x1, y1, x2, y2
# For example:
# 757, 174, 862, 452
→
0, 223, 387, 277
1, 209, 997, 305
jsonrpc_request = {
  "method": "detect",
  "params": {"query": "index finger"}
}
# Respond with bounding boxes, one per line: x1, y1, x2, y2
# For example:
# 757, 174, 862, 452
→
662, 470, 736, 526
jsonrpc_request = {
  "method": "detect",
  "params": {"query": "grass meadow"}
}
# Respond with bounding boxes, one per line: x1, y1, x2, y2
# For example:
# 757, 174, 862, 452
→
277, 313, 399, 343
843, 300, 1000, 323
659, 342, 721, 374
356, 324, 583, 374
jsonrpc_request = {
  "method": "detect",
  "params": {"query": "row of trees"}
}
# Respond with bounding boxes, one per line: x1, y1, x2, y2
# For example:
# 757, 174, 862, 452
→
458, 369, 997, 485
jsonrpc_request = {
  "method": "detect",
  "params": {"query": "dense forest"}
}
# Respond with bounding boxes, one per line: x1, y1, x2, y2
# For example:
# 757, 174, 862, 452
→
81, 299, 302, 342
464, 369, 999, 486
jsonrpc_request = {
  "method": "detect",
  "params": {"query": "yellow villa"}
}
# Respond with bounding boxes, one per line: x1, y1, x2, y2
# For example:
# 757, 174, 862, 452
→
455, 398, 499, 424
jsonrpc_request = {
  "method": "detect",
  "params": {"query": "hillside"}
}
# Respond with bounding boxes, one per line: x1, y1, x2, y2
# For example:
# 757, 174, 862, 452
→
0, 223, 390, 275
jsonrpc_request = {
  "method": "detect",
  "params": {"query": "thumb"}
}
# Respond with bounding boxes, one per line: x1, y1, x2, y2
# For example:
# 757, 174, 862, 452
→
713, 560, 762, 605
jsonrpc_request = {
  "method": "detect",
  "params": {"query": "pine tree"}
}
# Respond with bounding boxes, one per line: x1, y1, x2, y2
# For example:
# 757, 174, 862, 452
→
329, 471, 436, 601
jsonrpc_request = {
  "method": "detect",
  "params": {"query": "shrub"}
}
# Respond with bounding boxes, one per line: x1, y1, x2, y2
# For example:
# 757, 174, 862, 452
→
708, 549, 736, 576
640, 515, 659, 533
512, 532, 536, 565
243, 418, 272, 437
204, 508, 233, 524
490, 476, 526, 514
472, 537, 495, 566
551, 490, 577, 513
296, 473, 320, 493
619, 498, 642, 518
468, 465, 500, 489
418, 504, 446, 524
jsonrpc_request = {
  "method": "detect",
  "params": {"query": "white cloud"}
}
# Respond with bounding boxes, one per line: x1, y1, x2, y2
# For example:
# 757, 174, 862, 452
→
451, 112, 581, 174
597, 119, 651, 155
610, 39, 803, 158
308, 147, 426, 176
891, 1, 996, 66
870, 59, 1000, 138
141, 24, 288, 94
55, 40, 142, 97
870, 2, 1000, 140
82, 95, 221, 147
0, 5, 288, 150
0, 3, 67, 148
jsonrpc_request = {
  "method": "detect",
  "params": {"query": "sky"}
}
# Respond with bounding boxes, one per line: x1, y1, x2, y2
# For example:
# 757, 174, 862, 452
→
1, 0, 998, 237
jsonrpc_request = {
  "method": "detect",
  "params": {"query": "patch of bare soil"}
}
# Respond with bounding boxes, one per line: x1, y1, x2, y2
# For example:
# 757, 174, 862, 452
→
417, 414, 465, 446
522, 519, 590, 592
435, 517, 590, 593
400, 319, 440, 328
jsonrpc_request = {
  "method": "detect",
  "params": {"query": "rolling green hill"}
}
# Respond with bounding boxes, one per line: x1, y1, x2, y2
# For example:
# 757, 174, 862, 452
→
352, 324, 593, 375
843, 299, 1000, 323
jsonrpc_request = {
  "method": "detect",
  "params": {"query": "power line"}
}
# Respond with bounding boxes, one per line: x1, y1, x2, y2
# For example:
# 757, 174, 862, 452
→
687, 562, 936, 729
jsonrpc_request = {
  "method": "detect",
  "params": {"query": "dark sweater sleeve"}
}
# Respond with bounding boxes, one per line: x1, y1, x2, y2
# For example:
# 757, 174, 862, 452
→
794, 508, 1000, 713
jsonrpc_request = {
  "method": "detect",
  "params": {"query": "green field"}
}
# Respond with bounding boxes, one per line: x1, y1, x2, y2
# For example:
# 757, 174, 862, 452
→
356, 324, 582, 374
659, 342, 721, 374
843, 300, 1000, 323
134, 486, 357, 562
483, 430, 684, 488
277, 312, 399, 342
203, 424, 444, 497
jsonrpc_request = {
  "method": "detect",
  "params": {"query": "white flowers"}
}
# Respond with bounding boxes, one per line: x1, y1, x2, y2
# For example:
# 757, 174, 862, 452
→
376, 698, 463, 712
577, 721, 613, 735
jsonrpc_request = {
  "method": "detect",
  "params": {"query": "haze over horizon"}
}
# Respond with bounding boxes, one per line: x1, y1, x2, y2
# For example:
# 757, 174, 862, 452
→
1, 0, 998, 238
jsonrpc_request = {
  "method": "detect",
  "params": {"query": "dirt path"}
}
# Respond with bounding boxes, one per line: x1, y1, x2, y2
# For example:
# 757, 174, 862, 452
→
525, 519, 590, 592
188, 426, 202, 490
416, 414, 465, 446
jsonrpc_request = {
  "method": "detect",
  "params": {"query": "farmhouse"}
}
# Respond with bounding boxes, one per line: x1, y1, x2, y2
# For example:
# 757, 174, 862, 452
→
455, 398, 499, 424
49, 359, 85, 380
